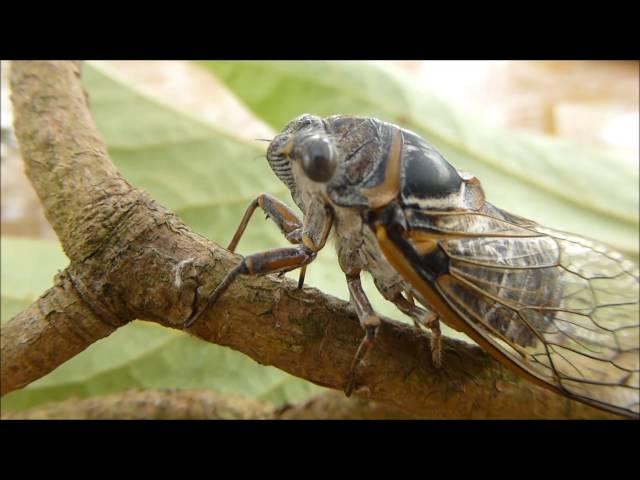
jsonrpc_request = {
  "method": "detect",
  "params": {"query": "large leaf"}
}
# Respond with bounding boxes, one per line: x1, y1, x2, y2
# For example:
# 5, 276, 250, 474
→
197, 61, 639, 258
0, 236, 68, 320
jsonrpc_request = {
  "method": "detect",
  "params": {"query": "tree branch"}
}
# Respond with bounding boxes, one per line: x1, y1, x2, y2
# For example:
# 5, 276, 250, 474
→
0, 389, 407, 420
1, 389, 274, 420
277, 391, 414, 419
2, 61, 618, 419
1, 272, 116, 395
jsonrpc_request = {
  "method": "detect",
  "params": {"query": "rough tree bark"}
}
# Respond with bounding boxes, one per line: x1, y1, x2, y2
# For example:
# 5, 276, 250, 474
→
1, 389, 412, 420
1, 61, 618, 419
1, 389, 275, 420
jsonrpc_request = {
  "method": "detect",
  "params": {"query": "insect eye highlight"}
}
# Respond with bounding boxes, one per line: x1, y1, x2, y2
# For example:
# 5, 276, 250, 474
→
301, 137, 336, 183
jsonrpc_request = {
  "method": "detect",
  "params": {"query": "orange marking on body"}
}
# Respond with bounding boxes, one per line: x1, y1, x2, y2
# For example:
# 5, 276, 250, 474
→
362, 129, 403, 208
411, 240, 438, 256
406, 230, 440, 255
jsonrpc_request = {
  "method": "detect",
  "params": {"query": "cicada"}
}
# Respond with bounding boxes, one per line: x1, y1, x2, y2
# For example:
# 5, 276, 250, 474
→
185, 114, 640, 419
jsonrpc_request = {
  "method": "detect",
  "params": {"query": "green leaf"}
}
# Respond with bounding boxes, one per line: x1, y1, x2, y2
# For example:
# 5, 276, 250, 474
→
197, 61, 639, 258
1, 236, 69, 301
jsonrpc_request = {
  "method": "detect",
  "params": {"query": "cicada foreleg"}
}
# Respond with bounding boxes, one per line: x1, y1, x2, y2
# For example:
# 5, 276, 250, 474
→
227, 193, 311, 288
228, 193, 304, 252
344, 269, 381, 397
184, 245, 316, 328
184, 200, 333, 329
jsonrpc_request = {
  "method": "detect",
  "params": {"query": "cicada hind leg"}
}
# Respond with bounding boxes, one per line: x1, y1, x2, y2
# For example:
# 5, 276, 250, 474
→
371, 276, 443, 368
389, 291, 442, 368
342, 266, 442, 396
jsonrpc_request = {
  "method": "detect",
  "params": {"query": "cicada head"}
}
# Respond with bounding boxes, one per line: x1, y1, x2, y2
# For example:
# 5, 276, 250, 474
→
267, 114, 334, 210
267, 114, 396, 212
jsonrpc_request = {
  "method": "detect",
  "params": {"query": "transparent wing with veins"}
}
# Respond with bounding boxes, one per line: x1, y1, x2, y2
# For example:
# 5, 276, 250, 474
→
409, 210, 639, 417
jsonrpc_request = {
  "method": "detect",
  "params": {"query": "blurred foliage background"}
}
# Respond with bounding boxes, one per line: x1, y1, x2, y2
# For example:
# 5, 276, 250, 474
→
1, 60, 638, 418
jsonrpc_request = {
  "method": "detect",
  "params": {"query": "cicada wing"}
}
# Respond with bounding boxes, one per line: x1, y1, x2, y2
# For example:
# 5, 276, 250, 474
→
386, 208, 640, 418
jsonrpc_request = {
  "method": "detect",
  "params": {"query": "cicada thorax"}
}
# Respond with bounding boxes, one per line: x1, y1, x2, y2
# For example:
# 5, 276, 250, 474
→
325, 120, 480, 210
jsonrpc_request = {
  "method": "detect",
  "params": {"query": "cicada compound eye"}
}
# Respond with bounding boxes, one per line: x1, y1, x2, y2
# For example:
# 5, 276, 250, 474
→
301, 136, 336, 183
